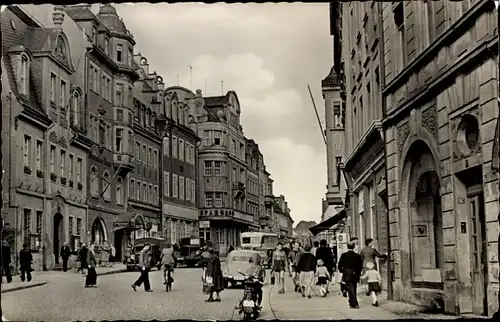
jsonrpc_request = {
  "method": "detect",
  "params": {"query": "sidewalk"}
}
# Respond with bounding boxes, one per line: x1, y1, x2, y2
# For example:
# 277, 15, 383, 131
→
265, 275, 483, 320
1, 263, 127, 294
266, 275, 401, 320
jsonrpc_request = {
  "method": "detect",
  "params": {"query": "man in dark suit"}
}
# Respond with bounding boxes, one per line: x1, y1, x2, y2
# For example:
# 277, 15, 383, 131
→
338, 242, 363, 308
60, 242, 71, 272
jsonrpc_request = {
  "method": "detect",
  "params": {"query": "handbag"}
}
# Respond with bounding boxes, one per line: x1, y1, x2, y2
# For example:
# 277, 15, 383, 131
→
270, 275, 275, 285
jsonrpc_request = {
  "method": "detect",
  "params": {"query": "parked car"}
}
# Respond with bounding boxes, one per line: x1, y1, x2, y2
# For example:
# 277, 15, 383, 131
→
126, 237, 169, 271
222, 249, 261, 288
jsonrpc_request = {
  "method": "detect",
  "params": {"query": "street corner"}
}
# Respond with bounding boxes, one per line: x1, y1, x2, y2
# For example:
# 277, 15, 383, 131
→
1, 280, 47, 294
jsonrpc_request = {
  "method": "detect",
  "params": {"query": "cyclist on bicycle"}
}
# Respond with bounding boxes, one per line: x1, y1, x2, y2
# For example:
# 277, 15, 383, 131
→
161, 245, 177, 285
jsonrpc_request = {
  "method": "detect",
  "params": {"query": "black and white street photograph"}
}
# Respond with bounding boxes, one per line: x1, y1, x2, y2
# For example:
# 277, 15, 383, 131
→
1, 1, 500, 321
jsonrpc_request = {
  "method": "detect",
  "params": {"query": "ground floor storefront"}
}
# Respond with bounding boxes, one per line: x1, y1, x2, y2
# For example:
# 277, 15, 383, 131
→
342, 122, 391, 294
162, 202, 199, 246
198, 211, 258, 256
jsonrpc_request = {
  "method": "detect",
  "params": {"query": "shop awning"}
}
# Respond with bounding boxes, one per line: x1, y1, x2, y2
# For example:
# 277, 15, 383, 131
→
309, 207, 346, 236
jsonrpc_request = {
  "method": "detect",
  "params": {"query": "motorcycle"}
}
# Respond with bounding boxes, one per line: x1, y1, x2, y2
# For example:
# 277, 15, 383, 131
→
237, 271, 263, 321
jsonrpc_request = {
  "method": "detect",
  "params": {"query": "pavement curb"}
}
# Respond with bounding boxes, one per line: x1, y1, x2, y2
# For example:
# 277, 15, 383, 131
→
1, 281, 48, 294
97, 269, 128, 276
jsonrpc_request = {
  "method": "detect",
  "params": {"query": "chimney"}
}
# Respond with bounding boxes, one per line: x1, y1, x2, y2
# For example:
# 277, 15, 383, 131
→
53, 5, 66, 28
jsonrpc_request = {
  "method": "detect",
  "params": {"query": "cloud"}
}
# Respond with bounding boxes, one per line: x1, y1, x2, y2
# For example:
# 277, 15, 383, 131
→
182, 53, 276, 96
109, 3, 332, 224
241, 89, 303, 117
259, 138, 326, 225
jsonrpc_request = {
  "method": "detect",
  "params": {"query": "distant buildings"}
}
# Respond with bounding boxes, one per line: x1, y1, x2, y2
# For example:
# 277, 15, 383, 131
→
1, 4, 294, 270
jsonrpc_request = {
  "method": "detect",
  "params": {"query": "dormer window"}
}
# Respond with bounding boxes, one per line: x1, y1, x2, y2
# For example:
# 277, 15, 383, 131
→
20, 54, 29, 95
116, 44, 123, 63
104, 37, 109, 55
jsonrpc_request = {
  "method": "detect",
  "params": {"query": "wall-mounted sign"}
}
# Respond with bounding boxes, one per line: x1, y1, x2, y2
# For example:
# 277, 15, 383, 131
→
199, 221, 210, 229
412, 224, 427, 237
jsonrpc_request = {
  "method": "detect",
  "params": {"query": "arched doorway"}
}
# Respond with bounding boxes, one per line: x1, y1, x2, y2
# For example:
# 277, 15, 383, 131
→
53, 213, 64, 264
402, 140, 444, 284
91, 218, 107, 245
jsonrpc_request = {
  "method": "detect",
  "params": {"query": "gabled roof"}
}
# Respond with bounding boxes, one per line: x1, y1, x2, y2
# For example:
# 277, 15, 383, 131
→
1, 6, 63, 121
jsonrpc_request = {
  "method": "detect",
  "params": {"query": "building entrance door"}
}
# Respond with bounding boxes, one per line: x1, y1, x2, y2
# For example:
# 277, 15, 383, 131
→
468, 193, 488, 315
53, 213, 63, 264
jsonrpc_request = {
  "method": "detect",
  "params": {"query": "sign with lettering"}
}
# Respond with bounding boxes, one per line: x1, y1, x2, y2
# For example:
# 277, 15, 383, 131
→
199, 221, 210, 229
113, 221, 131, 228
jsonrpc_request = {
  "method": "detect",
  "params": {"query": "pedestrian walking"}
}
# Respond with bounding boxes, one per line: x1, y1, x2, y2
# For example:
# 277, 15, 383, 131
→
109, 245, 116, 267
360, 262, 382, 307
360, 238, 387, 296
204, 247, 223, 302
19, 243, 33, 282
337, 242, 363, 309
315, 259, 330, 297
271, 242, 288, 294
315, 239, 334, 293
288, 242, 303, 292
296, 244, 316, 298
60, 242, 71, 272
1, 240, 12, 284
85, 245, 98, 288
339, 237, 360, 297
131, 243, 152, 292
78, 244, 88, 275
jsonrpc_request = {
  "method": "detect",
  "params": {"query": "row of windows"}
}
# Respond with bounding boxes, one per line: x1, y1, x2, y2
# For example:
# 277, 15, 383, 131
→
129, 178, 159, 206
90, 26, 133, 66
162, 135, 195, 165
88, 63, 133, 108
48, 72, 82, 128
163, 171, 196, 203
135, 142, 159, 168
247, 178, 260, 196
22, 208, 83, 250
204, 161, 225, 176
248, 202, 259, 217
23, 135, 84, 187
89, 168, 124, 205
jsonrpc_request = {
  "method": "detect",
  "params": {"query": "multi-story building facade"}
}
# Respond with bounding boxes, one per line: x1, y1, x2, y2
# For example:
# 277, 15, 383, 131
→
1, 5, 90, 270
159, 86, 199, 245
380, 0, 498, 316
330, 0, 499, 316
63, 4, 139, 262
245, 139, 261, 227
194, 90, 258, 255
273, 195, 294, 237
262, 163, 275, 231
333, 0, 391, 295
128, 54, 162, 244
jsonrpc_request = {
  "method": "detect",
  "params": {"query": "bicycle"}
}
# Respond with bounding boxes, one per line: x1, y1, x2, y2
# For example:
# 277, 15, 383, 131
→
163, 264, 174, 292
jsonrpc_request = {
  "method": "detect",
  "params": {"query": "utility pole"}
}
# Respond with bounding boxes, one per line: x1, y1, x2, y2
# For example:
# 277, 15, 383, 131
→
221, 80, 224, 95
189, 65, 193, 91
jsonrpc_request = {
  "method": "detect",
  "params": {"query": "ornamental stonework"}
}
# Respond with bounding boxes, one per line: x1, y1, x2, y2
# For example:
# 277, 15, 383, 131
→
397, 121, 410, 154
421, 105, 438, 141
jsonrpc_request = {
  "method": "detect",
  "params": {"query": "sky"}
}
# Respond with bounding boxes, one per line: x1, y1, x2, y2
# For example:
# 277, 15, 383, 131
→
107, 3, 333, 226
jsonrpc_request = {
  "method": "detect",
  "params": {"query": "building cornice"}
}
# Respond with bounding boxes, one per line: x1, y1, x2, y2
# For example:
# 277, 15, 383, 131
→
382, 0, 492, 97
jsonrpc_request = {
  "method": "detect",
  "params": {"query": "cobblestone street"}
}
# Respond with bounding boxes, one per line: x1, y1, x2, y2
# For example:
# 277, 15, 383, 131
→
1, 268, 242, 321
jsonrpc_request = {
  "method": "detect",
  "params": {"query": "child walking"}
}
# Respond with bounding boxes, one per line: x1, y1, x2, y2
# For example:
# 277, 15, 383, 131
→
315, 259, 330, 297
360, 262, 382, 306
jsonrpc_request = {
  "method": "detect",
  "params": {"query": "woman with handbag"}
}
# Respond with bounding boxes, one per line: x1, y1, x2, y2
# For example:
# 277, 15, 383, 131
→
204, 248, 223, 302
